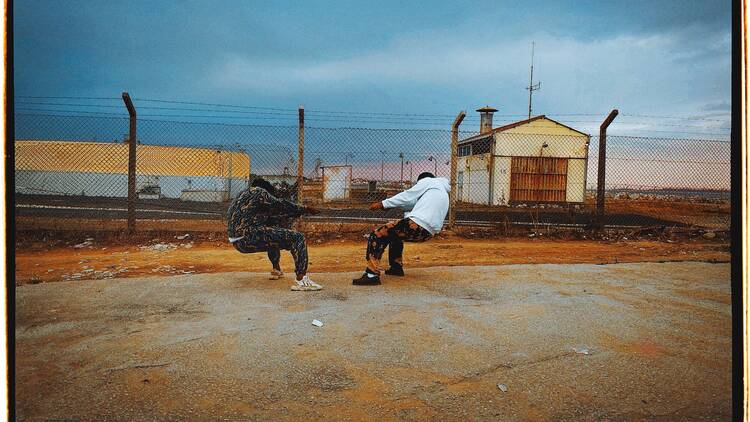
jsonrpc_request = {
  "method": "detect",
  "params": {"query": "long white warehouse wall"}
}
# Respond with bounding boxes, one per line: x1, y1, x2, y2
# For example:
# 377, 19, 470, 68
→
16, 170, 248, 200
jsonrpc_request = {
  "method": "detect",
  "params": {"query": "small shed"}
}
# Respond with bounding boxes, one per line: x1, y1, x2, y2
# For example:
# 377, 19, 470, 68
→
456, 108, 590, 205
321, 165, 352, 201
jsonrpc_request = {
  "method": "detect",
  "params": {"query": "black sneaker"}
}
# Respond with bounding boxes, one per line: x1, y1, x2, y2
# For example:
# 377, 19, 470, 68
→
352, 273, 381, 285
385, 267, 405, 276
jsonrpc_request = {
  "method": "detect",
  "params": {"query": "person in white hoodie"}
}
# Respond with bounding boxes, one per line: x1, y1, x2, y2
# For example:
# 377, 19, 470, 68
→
352, 172, 451, 285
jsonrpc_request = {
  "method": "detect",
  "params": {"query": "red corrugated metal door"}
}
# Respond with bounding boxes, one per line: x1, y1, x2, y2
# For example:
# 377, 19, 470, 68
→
510, 157, 568, 202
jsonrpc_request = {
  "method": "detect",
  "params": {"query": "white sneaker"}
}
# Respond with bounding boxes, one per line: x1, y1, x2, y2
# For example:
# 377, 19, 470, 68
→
303, 277, 322, 290
291, 275, 323, 291
269, 269, 284, 280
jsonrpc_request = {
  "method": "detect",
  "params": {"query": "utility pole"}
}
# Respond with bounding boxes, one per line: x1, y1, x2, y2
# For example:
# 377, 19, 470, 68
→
313, 158, 322, 179
399, 152, 404, 185
380, 150, 385, 182
428, 155, 438, 175
526, 42, 541, 119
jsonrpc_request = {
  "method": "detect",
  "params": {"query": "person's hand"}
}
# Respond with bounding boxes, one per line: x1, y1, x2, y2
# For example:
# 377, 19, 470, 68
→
306, 206, 321, 215
369, 201, 383, 211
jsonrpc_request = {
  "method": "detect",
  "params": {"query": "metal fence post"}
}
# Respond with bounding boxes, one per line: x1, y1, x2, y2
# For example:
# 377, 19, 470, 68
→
122, 92, 137, 234
596, 109, 619, 228
297, 105, 304, 203
449, 111, 466, 229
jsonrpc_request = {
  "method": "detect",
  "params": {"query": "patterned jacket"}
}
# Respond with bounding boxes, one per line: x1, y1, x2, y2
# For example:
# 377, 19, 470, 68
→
227, 187, 307, 237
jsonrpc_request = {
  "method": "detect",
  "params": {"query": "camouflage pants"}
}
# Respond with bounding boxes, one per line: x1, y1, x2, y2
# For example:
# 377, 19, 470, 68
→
366, 218, 432, 275
233, 226, 308, 275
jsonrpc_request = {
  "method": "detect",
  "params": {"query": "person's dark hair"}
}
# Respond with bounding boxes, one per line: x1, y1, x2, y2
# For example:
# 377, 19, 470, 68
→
417, 172, 435, 181
251, 177, 276, 195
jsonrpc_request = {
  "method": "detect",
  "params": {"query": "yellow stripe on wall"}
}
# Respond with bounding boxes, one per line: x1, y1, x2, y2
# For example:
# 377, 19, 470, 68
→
14, 140, 251, 177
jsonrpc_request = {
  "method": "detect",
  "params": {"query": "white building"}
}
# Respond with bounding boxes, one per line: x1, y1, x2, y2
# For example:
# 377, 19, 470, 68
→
456, 107, 590, 205
15, 140, 251, 201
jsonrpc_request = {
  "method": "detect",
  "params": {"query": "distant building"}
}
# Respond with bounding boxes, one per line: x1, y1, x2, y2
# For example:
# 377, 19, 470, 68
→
257, 174, 298, 186
15, 140, 251, 201
457, 107, 590, 205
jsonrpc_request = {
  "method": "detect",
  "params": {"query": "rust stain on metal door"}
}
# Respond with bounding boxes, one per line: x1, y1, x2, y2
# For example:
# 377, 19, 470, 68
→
510, 157, 568, 202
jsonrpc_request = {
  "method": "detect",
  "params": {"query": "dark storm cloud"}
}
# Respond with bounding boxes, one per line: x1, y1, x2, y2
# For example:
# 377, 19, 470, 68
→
13, 0, 731, 136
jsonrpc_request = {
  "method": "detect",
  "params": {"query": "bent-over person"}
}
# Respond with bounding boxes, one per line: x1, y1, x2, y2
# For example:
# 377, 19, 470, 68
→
352, 172, 450, 286
227, 178, 322, 291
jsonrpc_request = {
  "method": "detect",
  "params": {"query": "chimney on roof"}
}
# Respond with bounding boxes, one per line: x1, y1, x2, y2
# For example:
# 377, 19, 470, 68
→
476, 106, 498, 134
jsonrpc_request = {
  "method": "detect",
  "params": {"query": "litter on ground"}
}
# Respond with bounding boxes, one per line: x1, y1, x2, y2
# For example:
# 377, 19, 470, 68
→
140, 243, 178, 252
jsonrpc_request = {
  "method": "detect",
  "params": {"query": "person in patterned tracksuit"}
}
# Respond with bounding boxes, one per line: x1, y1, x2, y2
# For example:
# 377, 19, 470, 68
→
228, 178, 322, 291
352, 172, 451, 286
264, 181, 298, 279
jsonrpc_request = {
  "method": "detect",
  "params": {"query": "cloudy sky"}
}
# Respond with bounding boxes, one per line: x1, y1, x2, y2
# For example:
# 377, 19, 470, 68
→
14, 0, 731, 138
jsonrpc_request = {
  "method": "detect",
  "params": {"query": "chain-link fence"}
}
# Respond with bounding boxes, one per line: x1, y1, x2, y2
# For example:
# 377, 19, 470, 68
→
14, 112, 730, 232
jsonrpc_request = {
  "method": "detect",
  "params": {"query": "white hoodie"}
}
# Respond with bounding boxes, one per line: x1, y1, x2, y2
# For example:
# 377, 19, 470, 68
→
381, 177, 451, 235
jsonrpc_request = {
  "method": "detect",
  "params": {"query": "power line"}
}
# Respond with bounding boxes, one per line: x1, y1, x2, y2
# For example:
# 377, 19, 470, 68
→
12, 112, 474, 133
620, 113, 729, 122
12, 110, 462, 126
14, 104, 732, 130
607, 157, 730, 165
17, 96, 482, 118
16, 107, 128, 117
16, 95, 121, 100
133, 98, 490, 120
25, 95, 597, 120
12, 107, 496, 125
133, 97, 296, 112
534, 117, 730, 130
16, 104, 727, 129
129, 101, 728, 122
15, 108, 128, 116
599, 134, 731, 144
14, 112, 732, 143
606, 128, 730, 137
17, 101, 125, 108
16, 101, 489, 122
308, 109, 481, 118
15, 110, 731, 136
16, 101, 301, 117
15, 96, 731, 122
14, 112, 301, 129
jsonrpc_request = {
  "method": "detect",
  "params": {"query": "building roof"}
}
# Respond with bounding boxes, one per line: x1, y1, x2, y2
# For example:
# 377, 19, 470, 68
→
459, 115, 589, 144
15, 140, 251, 177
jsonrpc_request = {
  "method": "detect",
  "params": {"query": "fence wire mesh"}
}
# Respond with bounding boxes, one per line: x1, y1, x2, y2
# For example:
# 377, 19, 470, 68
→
14, 113, 730, 232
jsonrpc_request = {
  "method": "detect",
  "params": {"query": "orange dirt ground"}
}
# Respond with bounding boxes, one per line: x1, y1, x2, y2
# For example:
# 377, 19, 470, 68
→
15, 236, 730, 285
600, 198, 730, 229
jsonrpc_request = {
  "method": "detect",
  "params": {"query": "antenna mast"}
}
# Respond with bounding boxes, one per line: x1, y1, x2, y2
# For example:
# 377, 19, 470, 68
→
526, 42, 541, 119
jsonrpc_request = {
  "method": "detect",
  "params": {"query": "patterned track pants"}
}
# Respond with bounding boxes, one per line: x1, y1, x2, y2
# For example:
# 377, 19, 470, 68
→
366, 218, 432, 275
233, 226, 308, 275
